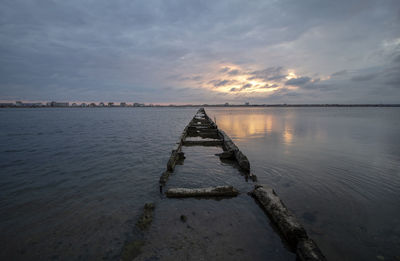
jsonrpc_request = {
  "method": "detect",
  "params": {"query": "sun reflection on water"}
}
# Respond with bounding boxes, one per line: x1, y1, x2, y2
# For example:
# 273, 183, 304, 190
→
216, 114, 272, 139
214, 111, 294, 146
283, 127, 293, 144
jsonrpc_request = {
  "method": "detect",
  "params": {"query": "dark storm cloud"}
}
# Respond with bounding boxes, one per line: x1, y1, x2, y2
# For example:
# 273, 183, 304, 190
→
228, 69, 241, 76
285, 77, 311, 86
385, 76, 400, 87
384, 54, 400, 88
351, 73, 379, 82
260, 83, 279, 89
209, 79, 237, 87
267, 75, 288, 81
394, 54, 400, 64
240, 83, 252, 91
219, 67, 241, 76
0, 0, 399, 103
302, 82, 334, 91
248, 67, 287, 82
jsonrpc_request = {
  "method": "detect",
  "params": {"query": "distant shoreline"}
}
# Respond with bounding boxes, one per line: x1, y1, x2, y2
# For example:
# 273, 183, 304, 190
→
1, 104, 400, 108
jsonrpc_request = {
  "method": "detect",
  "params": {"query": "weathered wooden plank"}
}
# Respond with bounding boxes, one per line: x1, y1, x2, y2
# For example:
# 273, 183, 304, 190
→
218, 130, 251, 173
166, 186, 239, 198
183, 140, 223, 146
251, 184, 326, 261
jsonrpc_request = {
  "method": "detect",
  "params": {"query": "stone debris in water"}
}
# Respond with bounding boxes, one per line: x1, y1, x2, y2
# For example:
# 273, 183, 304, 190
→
120, 240, 145, 261
165, 186, 239, 198
180, 215, 187, 222
120, 203, 155, 261
135, 202, 155, 231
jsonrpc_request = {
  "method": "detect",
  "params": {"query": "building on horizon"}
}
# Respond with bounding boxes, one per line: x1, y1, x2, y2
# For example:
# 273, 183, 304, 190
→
0, 102, 15, 107
15, 101, 43, 107
48, 101, 69, 107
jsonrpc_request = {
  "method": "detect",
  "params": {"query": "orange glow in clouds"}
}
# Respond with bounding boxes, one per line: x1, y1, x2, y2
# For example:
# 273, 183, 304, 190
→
201, 64, 304, 95
176, 63, 321, 97
205, 64, 282, 94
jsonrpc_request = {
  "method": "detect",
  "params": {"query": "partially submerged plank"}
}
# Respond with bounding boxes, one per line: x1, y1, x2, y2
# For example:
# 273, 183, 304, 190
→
297, 238, 327, 261
251, 184, 307, 248
251, 184, 326, 261
159, 171, 172, 186
157, 108, 326, 260
218, 130, 251, 173
166, 185, 239, 198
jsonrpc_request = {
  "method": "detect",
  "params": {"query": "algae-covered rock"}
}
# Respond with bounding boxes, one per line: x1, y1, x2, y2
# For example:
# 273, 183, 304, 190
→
180, 215, 187, 222
120, 203, 155, 261
136, 203, 155, 231
120, 240, 145, 261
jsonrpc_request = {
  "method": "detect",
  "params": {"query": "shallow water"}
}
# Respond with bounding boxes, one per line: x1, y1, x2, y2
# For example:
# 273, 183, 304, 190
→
207, 107, 400, 261
0, 107, 197, 260
137, 145, 294, 261
1, 107, 399, 260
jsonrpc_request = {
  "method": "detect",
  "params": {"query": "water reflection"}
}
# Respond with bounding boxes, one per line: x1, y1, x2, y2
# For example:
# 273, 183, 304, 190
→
213, 109, 294, 145
283, 127, 293, 145
207, 107, 400, 261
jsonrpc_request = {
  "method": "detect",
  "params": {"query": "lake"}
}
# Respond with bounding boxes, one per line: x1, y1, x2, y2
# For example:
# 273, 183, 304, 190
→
0, 107, 399, 260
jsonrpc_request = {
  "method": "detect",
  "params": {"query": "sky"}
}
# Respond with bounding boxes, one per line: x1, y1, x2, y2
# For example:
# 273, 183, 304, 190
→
0, 0, 399, 104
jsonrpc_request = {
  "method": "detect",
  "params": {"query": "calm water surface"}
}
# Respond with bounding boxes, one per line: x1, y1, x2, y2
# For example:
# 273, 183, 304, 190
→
137, 145, 294, 260
1, 107, 399, 260
0, 107, 197, 260
207, 107, 400, 261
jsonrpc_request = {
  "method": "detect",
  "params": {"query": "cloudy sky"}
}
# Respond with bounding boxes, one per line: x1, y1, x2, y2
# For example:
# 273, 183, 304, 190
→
0, 0, 399, 104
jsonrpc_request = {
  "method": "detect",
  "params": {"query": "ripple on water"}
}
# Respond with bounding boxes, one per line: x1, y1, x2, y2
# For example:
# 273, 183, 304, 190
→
206, 107, 400, 261
0, 107, 197, 260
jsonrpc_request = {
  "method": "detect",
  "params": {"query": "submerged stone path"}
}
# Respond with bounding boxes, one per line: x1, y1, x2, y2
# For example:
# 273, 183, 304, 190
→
124, 108, 326, 261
